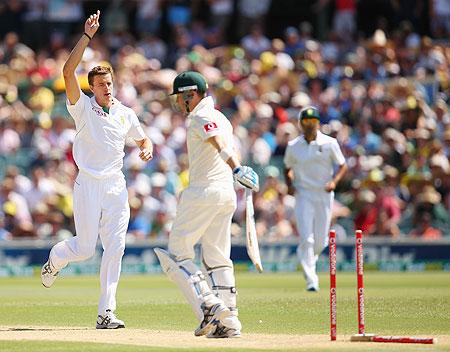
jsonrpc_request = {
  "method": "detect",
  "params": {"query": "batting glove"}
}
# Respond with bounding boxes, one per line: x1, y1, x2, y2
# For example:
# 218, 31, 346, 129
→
233, 166, 259, 192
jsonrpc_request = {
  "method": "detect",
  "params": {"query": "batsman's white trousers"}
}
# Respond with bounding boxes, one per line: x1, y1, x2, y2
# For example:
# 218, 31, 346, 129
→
294, 188, 333, 289
50, 171, 130, 314
169, 183, 236, 270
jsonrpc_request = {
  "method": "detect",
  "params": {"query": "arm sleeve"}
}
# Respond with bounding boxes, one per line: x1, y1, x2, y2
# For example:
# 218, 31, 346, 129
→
330, 139, 346, 166
284, 145, 295, 169
66, 91, 90, 124
195, 115, 222, 141
127, 111, 147, 140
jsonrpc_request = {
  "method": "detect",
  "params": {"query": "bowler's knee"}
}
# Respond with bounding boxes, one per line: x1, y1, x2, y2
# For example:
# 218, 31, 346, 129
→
106, 241, 126, 259
76, 245, 96, 261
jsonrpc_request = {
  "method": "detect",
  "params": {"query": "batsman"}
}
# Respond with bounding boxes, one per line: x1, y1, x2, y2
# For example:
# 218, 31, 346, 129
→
155, 71, 259, 338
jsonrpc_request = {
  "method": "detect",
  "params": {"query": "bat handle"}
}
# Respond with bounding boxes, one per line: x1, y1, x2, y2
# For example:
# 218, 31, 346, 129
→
245, 187, 252, 200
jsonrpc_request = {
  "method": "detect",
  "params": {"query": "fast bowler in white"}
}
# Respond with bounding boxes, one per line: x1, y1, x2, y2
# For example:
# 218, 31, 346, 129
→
41, 11, 153, 329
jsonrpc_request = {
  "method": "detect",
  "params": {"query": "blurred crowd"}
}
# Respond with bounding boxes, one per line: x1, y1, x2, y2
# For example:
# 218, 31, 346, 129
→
0, 0, 449, 242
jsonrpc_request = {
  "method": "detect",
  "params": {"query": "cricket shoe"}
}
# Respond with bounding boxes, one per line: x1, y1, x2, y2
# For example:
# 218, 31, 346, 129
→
41, 259, 59, 288
207, 323, 241, 338
194, 303, 231, 336
306, 285, 319, 292
96, 310, 125, 329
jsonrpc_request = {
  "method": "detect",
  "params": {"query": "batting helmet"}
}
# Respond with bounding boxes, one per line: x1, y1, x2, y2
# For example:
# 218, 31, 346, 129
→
170, 71, 208, 95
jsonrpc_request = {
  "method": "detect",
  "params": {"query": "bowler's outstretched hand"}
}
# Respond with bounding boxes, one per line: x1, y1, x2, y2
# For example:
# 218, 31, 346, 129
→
85, 10, 100, 38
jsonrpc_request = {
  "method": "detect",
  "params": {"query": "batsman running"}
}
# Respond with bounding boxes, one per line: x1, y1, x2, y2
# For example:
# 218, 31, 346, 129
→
40, 11, 153, 328
284, 107, 347, 292
154, 71, 259, 338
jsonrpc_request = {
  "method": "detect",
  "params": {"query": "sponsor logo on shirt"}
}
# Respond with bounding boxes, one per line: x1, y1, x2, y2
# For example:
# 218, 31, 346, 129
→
203, 122, 218, 132
92, 107, 107, 117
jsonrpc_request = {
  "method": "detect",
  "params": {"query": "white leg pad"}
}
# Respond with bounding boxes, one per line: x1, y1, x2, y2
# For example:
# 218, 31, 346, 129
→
154, 248, 220, 322
208, 267, 241, 330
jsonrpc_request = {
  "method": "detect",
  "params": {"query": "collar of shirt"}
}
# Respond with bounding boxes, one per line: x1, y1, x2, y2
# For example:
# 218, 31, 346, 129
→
90, 96, 120, 114
188, 96, 214, 117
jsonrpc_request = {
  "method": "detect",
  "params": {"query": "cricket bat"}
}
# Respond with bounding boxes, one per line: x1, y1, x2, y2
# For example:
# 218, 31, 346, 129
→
245, 188, 263, 273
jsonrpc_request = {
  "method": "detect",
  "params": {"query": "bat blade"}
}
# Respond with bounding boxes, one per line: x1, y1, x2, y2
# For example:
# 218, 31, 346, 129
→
245, 188, 263, 273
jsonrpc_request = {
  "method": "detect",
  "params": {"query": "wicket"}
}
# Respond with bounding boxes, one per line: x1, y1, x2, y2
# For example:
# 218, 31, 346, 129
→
328, 229, 435, 344
329, 230, 337, 341
355, 229, 365, 335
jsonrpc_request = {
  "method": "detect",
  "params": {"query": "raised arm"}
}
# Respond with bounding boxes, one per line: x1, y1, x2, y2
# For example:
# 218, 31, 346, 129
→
63, 10, 101, 105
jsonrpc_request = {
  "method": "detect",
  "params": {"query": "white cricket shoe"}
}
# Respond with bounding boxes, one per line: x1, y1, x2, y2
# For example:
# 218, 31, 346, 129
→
96, 310, 125, 329
207, 323, 241, 338
41, 259, 59, 288
194, 303, 231, 336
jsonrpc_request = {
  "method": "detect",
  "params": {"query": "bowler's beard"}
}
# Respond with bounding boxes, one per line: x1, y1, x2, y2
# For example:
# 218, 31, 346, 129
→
303, 126, 318, 140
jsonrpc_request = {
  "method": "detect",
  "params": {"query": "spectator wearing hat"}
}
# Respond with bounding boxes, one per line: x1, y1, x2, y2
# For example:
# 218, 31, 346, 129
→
284, 106, 347, 292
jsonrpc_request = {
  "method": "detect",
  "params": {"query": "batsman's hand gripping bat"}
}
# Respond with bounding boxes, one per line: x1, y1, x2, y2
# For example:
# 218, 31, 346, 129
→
245, 188, 263, 273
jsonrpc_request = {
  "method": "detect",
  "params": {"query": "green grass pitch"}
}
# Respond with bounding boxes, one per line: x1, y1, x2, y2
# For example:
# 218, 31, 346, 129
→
0, 271, 449, 351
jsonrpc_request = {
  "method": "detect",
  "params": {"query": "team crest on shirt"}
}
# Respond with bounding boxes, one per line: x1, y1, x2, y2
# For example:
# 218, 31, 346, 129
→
203, 122, 218, 132
92, 107, 107, 117
120, 116, 125, 125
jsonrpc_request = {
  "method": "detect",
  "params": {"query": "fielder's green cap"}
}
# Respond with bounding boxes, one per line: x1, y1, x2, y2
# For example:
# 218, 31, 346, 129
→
170, 71, 208, 95
299, 106, 320, 121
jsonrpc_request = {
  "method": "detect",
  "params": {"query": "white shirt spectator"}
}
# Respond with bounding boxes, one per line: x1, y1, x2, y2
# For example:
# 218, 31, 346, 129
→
0, 126, 20, 154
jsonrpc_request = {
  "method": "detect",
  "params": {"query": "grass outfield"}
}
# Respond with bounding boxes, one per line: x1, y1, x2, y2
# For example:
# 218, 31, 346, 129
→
0, 272, 449, 351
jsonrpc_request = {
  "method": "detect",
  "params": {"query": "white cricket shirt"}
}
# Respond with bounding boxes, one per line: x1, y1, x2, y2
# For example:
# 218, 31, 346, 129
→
284, 131, 345, 191
67, 92, 146, 179
186, 96, 234, 187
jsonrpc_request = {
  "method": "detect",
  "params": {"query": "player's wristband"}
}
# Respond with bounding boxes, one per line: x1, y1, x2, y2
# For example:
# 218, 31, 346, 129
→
83, 32, 92, 40
219, 147, 234, 162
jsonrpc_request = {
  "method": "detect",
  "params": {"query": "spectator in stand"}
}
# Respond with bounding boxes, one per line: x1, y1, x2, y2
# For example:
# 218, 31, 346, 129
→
430, 0, 450, 38
0, 211, 11, 240
354, 189, 378, 235
409, 212, 443, 240
136, 0, 162, 35
127, 197, 150, 240
0, 119, 20, 155
236, 0, 271, 39
332, 0, 357, 41
241, 24, 271, 59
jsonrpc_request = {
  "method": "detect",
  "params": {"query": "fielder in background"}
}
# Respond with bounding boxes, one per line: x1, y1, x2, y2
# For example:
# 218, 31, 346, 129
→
154, 71, 259, 338
284, 106, 347, 292
40, 11, 153, 329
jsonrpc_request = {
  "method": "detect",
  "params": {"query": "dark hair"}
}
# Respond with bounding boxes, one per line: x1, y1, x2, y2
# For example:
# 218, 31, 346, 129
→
88, 66, 114, 85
